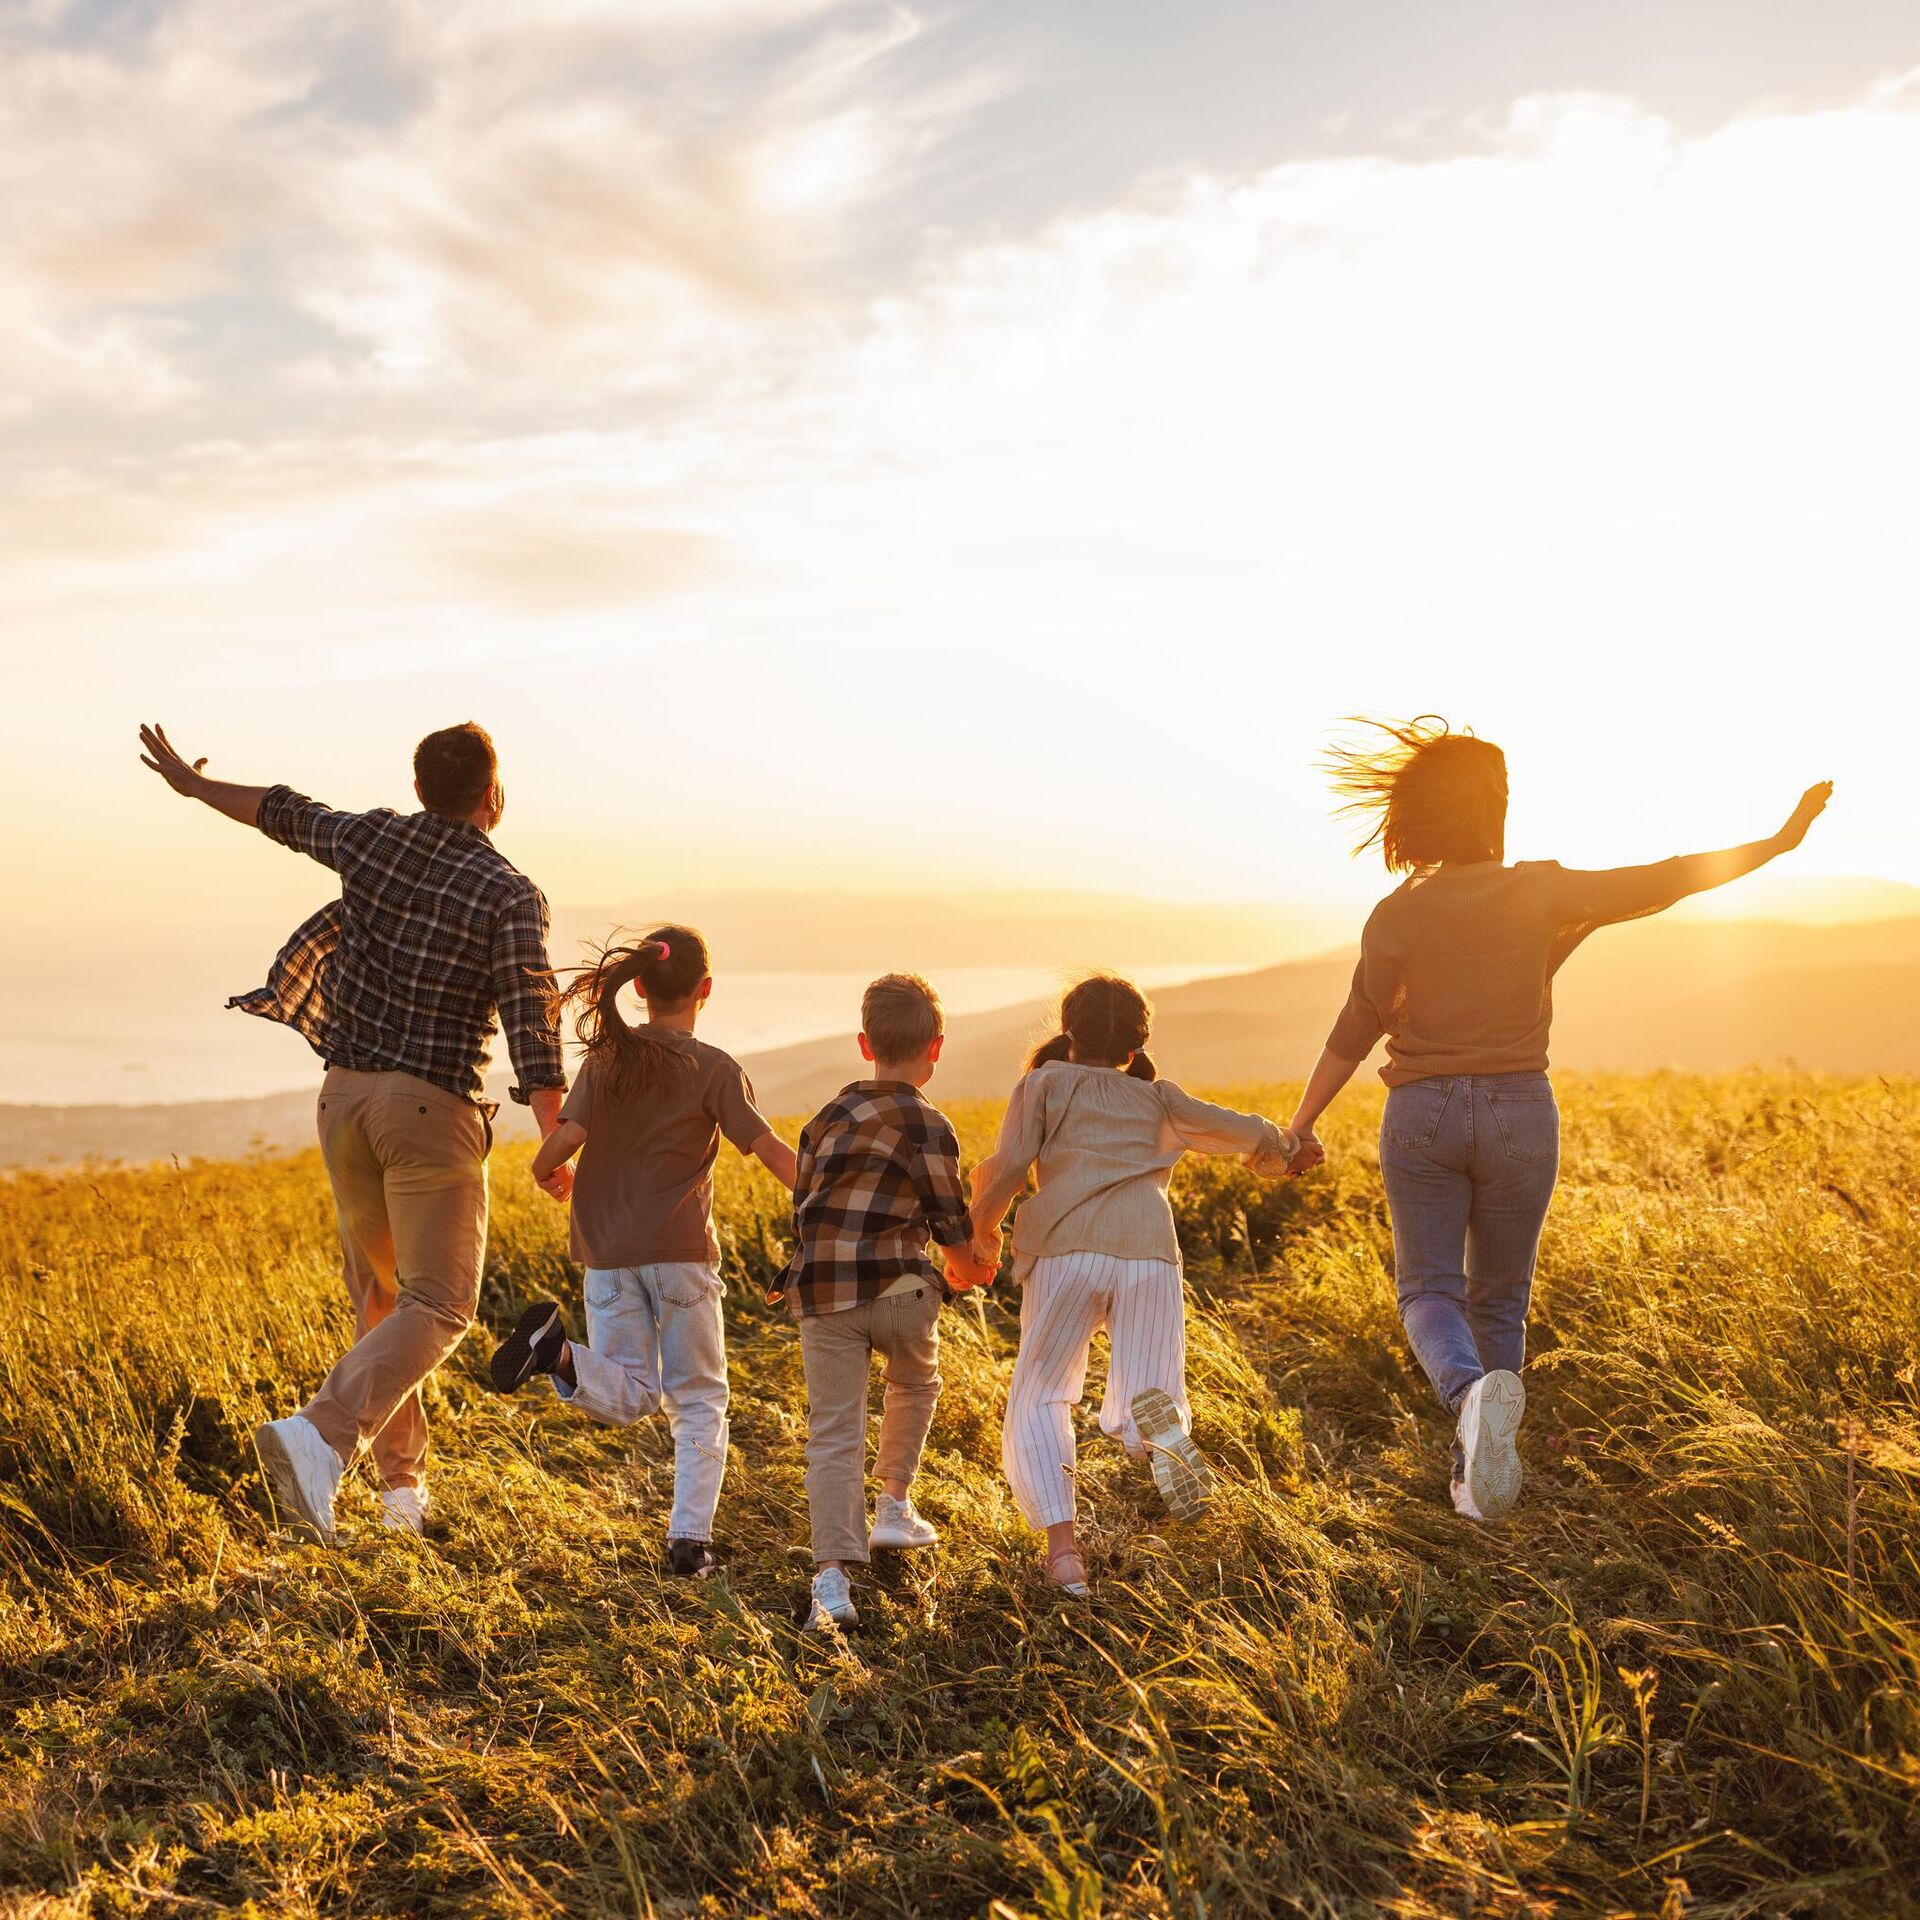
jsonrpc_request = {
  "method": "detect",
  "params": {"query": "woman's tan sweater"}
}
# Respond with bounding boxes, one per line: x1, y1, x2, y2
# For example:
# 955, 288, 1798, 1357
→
1328, 857, 1690, 1085
970, 1061, 1295, 1278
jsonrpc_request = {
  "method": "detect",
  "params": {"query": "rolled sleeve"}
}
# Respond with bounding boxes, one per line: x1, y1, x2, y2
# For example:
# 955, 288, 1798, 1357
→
1547, 858, 1689, 928
255, 786, 357, 871
489, 883, 565, 1104
1326, 956, 1387, 1061
912, 1121, 975, 1249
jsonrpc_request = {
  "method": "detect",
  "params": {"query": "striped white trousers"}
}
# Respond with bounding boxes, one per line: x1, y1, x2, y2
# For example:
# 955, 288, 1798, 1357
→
1001, 1252, 1190, 1529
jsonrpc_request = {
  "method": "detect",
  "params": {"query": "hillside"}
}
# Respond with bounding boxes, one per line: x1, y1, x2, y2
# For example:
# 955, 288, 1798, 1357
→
740, 913, 1920, 1112
8, 914, 1920, 1168
2, 1074, 1916, 1916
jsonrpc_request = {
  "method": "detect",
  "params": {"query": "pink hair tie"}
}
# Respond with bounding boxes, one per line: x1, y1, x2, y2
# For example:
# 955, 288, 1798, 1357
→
654, 940, 670, 960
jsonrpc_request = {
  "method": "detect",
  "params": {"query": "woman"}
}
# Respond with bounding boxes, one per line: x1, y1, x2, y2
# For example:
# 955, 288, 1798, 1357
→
1285, 718, 1830, 1521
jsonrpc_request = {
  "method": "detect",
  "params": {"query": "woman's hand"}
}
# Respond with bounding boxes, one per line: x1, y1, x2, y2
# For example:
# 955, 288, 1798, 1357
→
535, 1164, 574, 1201
1774, 781, 1834, 853
1287, 1131, 1327, 1175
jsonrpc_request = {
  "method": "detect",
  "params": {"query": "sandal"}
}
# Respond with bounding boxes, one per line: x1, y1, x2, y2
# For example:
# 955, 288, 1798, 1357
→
1045, 1548, 1091, 1598
1131, 1388, 1214, 1522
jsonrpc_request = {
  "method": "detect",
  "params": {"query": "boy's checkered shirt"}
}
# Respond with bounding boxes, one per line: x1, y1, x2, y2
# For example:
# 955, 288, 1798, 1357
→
228, 785, 566, 1109
778, 1081, 975, 1315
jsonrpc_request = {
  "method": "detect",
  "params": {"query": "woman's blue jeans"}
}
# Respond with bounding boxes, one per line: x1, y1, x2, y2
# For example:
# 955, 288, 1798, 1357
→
1379, 1072, 1559, 1415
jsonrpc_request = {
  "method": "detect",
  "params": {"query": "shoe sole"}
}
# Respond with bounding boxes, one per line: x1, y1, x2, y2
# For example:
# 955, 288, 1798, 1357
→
868, 1528, 939, 1551
490, 1303, 560, 1393
253, 1424, 335, 1546
1132, 1388, 1213, 1523
805, 1604, 859, 1633
1463, 1369, 1526, 1518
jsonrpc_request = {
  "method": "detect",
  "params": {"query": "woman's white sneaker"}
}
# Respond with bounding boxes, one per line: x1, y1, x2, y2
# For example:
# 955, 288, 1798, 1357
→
253, 1414, 343, 1546
869, 1495, 938, 1549
1456, 1369, 1525, 1519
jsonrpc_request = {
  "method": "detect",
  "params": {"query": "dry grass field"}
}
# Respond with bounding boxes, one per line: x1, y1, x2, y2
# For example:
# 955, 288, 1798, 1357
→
2, 1074, 1918, 1918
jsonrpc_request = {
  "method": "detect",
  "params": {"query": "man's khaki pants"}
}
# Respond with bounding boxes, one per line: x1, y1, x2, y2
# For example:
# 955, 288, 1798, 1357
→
797, 1282, 942, 1564
301, 1067, 490, 1489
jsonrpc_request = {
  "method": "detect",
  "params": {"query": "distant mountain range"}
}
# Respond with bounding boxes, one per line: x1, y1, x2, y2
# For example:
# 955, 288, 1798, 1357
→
7, 911, 1917, 1168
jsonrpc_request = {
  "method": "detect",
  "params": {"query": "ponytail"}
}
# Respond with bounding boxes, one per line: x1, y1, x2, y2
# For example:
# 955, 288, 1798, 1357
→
559, 924, 711, 1103
1025, 975, 1157, 1080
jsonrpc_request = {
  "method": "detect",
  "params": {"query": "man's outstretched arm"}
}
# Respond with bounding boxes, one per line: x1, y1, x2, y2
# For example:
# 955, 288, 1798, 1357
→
138, 723, 270, 829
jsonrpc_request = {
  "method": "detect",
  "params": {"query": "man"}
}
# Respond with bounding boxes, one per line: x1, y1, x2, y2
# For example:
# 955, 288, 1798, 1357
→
138, 720, 567, 1544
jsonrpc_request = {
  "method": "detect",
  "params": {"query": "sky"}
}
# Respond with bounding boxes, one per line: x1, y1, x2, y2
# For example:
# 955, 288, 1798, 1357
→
6, 0, 1920, 975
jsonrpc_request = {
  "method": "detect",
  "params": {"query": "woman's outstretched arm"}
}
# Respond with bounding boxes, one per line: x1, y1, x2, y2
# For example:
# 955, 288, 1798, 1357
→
1560, 782, 1833, 923
1666, 781, 1833, 895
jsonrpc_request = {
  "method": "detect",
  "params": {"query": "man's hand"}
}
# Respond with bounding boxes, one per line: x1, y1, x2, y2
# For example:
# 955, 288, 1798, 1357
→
535, 1164, 575, 1201
1774, 781, 1833, 854
139, 723, 209, 798
137, 723, 269, 827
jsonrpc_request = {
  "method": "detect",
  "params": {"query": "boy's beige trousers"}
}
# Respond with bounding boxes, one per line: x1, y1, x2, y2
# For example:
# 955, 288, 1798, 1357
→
301, 1067, 491, 1489
796, 1282, 943, 1564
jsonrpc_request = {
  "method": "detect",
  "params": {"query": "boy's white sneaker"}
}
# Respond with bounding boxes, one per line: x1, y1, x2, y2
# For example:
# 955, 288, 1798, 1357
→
869, 1495, 938, 1550
806, 1566, 859, 1632
253, 1413, 343, 1546
1456, 1369, 1525, 1519
380, 1485, 428, 1536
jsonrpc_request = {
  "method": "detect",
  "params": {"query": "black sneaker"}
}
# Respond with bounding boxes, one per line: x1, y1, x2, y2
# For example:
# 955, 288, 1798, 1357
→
667, 1538, 717, 1578
490, 1302, 566, 1393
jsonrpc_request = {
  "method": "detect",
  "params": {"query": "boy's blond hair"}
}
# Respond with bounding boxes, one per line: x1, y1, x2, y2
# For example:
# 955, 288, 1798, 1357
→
861, 973, 943, 1064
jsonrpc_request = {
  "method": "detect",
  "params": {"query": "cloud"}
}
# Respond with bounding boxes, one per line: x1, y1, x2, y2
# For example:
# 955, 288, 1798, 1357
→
7, 29, 1920, 898
0, 0, 970, 423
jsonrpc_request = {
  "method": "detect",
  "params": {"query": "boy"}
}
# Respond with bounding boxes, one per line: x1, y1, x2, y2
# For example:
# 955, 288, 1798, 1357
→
779, 973, 995, 1631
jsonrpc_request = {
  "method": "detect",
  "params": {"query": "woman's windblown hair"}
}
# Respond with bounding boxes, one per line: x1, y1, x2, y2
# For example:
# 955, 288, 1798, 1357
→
559, 924, 711, 1103
1028, 974, 1157, 1080
1324, 716, 1508, 873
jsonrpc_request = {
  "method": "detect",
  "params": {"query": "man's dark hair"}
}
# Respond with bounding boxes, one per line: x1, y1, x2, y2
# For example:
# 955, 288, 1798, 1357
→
414, 723, 499, 816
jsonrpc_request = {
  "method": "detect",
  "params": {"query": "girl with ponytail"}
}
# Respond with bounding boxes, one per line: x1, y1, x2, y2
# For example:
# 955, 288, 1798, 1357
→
968, 975, 1298, 1596
491, 925, 798, 1578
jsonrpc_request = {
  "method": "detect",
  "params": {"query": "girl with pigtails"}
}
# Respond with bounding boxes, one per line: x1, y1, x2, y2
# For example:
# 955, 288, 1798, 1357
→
968, 975, 1298, 1598
489, 926, 797, 1578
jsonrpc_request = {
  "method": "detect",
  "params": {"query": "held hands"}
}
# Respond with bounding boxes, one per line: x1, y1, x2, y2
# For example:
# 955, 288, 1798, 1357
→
534, 1164, 574, 1202
1774, 781, 1834, 854
1286, 1131, 1327, 1176
138, 723, 208, 797
943, 1238, 1000, 1292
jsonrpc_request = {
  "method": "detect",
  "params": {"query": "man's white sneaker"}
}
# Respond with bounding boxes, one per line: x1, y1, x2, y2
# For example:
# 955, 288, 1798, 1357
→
1456, 1369, 1525, 1519
380, 1485, 428, 1535
806, 1566, 859, 1632
869, 1495, 939, 1550
254, 1414, 343, 1546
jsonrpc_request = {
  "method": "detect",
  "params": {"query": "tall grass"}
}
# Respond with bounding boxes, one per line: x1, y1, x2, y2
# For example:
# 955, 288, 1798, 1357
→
2, 1074, 1917, 1917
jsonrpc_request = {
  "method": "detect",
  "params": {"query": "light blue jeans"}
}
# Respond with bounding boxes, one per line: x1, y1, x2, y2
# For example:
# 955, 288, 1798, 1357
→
1379, 1072, 1559, 1417
551, 1263, 730, 1542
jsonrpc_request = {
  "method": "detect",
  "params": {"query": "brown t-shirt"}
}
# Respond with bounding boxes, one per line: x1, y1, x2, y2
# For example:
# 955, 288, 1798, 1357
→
560, 1034, 770, 1268
1327, 858, 1689, 1085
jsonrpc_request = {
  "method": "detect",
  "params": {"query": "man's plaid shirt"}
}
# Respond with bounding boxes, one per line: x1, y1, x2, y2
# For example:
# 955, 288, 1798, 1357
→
778, 1081, 975, 1315
229, 786, 565, 1108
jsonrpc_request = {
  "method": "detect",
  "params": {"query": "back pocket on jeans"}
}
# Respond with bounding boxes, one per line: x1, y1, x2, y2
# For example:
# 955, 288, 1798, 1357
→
1489, 1090, 1558, 1164
1383, 1080, 1454, 1150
